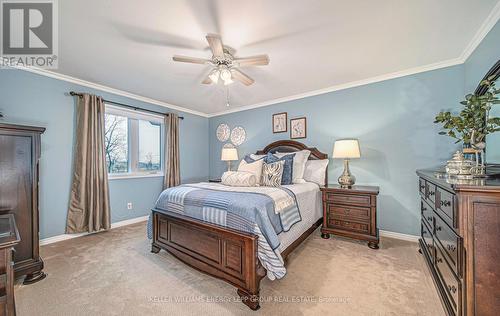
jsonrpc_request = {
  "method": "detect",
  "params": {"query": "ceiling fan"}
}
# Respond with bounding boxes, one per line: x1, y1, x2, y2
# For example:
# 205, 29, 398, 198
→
172, 34, 269, 86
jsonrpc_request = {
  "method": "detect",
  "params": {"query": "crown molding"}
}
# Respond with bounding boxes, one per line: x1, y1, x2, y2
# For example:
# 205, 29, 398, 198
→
8, 65, 210, 118
460, 0, 500, 61
207, 57, 464, 117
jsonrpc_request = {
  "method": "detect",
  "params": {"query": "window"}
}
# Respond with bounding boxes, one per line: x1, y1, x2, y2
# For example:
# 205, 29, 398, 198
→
104, 105, 163, 177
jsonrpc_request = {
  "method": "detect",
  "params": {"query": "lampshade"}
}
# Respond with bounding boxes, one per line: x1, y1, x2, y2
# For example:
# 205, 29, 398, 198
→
221, 147, 238, 161
332, 139, 361, 159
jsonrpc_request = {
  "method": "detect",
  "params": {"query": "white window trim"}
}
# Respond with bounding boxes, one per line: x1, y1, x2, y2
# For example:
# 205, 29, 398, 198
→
108, 173, 164, 180
105, 103, 164, 178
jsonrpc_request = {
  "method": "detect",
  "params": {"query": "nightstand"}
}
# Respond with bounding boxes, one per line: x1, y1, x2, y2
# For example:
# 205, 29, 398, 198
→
320, 185, 380, 249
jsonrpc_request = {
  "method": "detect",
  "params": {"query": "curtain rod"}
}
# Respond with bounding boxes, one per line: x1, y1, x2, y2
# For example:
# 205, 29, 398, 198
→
69, 91, 184, 120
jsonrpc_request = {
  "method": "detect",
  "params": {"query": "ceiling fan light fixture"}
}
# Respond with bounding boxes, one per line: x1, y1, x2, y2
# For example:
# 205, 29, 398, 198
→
223, 77, 233, 85
209, 69, 219, 84
220, 66, 232, 81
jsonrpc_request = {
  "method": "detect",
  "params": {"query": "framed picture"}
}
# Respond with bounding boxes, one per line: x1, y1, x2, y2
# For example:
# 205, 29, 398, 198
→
272, 112, 287, 133
290, 117, 307, 139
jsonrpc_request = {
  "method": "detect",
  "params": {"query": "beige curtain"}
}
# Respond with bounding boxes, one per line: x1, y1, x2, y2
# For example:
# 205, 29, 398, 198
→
66, 94, 111, 233
164, 113, 181, 188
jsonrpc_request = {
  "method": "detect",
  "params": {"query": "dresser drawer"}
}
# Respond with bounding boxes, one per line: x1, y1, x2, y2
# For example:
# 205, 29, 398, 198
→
328, 219, 369, 234
421, 200, 433, 229
436, 245, 460, 315
435, 214, 460, 276
426, 182, 437, 205
328, 204, 370, 221
436, 187, 455, 227
421, 220, 434, 262
419, 178, 426, 196
324, 193, 371, 207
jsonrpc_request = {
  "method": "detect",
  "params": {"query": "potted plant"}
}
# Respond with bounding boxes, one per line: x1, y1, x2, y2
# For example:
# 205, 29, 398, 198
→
435, 76, 500, 146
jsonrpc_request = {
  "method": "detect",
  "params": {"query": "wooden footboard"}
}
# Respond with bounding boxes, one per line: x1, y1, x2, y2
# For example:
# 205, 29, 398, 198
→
151, 211, 266, 310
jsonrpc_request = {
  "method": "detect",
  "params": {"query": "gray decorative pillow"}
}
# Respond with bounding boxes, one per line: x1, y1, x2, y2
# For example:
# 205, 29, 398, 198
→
262, 160, 285, 187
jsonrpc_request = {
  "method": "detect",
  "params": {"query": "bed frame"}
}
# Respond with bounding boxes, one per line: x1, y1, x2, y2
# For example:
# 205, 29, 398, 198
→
151, 140, 328, 310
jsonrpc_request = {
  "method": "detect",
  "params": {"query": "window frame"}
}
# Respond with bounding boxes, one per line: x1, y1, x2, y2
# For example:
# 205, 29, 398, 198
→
104, 104, 164, 180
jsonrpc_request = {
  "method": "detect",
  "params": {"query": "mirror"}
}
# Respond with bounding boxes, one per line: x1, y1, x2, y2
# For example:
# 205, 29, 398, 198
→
476, 60, 500, 165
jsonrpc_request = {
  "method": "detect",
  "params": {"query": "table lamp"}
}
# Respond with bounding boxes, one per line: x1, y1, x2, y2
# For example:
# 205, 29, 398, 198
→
332, 139, 361, 188
221, 147, 238, 171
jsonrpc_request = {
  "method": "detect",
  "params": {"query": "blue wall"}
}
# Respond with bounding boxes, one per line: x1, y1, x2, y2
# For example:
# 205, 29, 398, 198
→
0, 69, 209, 238
464, 21, 499, 92
209, 66, 464, 236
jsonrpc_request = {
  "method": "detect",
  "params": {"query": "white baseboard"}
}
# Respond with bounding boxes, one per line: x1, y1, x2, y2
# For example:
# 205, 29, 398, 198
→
379, 230, 419, 243
40, 215, 149, 246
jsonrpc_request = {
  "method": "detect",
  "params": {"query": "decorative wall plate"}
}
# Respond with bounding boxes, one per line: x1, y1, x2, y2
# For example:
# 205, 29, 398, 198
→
231, 126, 246, 146
216, 123, 230, 142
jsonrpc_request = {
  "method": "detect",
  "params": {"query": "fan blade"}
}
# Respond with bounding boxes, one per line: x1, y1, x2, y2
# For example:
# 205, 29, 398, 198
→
234, 55, 269, 66
206, 33, 224, 58
231, 68, 255, 86
201, 74, 212, 84
172, 55, 210, 64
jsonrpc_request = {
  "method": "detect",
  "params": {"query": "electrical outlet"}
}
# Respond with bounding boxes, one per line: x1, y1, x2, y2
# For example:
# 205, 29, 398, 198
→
127, 202, 133, 210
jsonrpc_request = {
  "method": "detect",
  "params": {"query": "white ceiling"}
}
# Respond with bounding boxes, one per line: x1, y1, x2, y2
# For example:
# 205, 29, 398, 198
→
55, 0, 499, 115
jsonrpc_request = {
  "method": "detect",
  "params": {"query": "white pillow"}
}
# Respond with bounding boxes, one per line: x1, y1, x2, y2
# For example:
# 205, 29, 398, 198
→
238, 158, 264, 184
221, 171, 257, 187
303, 159, 329, 186
276, 150, 311, 183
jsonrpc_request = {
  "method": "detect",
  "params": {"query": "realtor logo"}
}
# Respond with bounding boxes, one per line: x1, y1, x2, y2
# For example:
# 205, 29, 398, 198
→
1, 0, 58, 68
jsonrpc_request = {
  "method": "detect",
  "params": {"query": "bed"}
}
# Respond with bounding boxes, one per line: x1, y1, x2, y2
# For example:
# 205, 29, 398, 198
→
150, 140, 327, 310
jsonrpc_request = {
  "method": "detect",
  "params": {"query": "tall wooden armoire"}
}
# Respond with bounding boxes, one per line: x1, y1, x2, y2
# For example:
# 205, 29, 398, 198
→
0, 123, 46, 284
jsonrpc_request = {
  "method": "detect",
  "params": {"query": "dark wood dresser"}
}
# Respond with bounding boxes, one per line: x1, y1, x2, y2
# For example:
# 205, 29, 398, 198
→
417, 169, 500, 316
0, 123, 46, 284
320, 185, 379, 249
0, 214, 20, 316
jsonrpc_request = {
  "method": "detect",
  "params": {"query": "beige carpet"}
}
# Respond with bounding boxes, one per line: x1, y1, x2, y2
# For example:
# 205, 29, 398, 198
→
16, 222, 444, 316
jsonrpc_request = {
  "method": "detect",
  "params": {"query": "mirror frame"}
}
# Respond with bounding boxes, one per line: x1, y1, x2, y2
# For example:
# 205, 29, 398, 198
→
476, 59, 500, 166
475, 59, 500, 95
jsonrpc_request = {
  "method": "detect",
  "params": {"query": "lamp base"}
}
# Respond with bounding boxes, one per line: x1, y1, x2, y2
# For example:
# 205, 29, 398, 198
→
338, 159, 356, 188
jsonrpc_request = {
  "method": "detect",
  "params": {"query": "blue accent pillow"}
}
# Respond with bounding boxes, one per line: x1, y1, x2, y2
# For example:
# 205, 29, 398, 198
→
265, 153, 295, 185
244, 154, 265, 164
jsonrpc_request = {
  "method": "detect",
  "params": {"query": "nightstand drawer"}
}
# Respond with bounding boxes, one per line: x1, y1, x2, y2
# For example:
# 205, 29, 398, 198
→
328, 219, 370, 234
324, 193, 371, 207
328, 204, 370, 221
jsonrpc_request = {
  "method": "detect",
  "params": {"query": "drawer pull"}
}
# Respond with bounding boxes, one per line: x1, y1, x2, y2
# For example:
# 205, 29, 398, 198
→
427, 216, 432, 221
429, 191, 435, 196
448, 285, 457, 293
422, 206, 427, 211
440, 200, 451, 207
437, 258, 443, 263
436, 226, 442, 231
447, 244, 456, 252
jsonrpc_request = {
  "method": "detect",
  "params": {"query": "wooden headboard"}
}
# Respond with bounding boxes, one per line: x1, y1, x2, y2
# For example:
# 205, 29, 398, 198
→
255, 140, 329, 186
